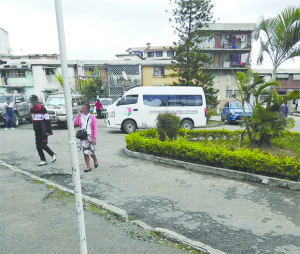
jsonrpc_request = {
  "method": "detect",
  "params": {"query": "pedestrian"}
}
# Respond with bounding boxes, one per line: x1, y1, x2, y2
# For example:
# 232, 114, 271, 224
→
30, 95, 56, 166
4, 97, 14, 131
74, 103, 98, 172
95, 99, 103, 119
282, 102, 289, 117
295, 99, 298, 112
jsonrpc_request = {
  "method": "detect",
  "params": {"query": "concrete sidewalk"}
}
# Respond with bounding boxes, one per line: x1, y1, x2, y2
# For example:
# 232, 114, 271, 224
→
0, 165, 184, 254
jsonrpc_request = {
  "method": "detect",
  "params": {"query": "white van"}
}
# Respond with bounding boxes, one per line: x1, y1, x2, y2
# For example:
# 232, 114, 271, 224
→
106, 86, 206, 133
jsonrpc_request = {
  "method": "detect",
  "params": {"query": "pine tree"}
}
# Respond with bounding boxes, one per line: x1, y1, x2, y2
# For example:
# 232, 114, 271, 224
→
167, 0, 219, 108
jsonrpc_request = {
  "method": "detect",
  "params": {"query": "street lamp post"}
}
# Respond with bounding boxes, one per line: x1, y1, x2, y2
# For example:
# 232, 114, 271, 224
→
54, 0, 88, 253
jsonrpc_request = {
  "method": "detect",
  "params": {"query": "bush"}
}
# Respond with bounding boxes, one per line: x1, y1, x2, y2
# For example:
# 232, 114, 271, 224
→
156, 113, 181, 141
125, 130, 300, 181
206, 108, 215, 121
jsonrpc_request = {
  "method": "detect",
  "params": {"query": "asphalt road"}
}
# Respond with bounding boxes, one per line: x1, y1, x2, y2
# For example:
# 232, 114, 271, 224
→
0, 118, 300, 254
0, 164, 185, 254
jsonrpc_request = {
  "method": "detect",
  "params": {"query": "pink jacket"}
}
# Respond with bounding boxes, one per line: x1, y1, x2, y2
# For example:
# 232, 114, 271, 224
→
74, 114, 97, 139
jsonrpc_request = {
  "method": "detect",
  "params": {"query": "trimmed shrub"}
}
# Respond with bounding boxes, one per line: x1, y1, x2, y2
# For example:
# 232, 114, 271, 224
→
206, 108, 215, 121
125, 130, 300, 181
156, 113, 181, 141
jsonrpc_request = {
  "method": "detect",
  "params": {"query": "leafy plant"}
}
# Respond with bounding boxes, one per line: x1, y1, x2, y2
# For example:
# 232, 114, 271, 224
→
156, 113, 181, 141
251, 90, 299, 145
166, 0, 219, 108
253, 6, 300, 91
54, 70, 63, 87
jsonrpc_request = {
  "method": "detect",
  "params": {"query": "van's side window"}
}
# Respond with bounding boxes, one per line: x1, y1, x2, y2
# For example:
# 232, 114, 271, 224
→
117, 95, 138, 106
143, 95, 203, 107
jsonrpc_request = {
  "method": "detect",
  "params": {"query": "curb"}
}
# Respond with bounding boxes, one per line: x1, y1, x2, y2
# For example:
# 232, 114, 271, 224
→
0, 160, 227, 254
123, 148, 300, 192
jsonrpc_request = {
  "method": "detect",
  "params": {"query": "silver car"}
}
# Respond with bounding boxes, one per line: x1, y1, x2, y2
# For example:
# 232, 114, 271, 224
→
45, 93, 83, 128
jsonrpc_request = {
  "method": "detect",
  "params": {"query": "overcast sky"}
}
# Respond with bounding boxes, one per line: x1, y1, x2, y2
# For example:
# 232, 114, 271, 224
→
0, 0, 299, 69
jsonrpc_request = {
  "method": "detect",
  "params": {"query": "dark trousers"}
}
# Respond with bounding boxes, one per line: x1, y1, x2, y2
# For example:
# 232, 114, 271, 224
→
35, 135, 54, 161
96, 109, 101, 119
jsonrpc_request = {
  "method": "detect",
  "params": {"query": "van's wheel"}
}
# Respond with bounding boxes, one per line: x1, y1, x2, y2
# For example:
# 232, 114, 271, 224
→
13, 114, 19, 127
122, 120, 136, 134
181, 119, 193, 130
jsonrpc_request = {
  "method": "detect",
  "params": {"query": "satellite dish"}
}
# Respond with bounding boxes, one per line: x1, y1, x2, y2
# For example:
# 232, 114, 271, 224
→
122, 71, 128, 80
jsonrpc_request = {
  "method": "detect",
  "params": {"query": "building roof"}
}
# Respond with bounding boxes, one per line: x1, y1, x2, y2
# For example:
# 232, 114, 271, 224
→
115, 53, 144, 59
0, 27, 9, 34
200, 23, 256, 31
127, 45, 173, 53
253, 69, 300, 74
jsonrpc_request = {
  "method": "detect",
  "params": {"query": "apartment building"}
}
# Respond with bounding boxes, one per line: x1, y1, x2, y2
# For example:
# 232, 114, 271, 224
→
198, 23, 257, 106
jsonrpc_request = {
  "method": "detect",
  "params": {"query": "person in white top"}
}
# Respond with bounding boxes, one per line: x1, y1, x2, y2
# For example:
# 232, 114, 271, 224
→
4, 97, 14, 130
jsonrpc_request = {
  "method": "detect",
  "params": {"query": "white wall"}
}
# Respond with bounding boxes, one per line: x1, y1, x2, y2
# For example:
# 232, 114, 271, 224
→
32, 66, 76, 103
0, 29, 10, 55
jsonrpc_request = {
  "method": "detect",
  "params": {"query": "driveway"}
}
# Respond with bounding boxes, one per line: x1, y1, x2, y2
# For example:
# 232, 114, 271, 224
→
0, 119, 300, 254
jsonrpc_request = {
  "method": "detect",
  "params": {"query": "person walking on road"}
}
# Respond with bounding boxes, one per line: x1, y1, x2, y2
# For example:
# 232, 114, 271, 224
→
95, 99, 103, 119
282, 102, 289, 117
30, 95, 56, 166
74, 103, 98, 172
4, 97, 14, 130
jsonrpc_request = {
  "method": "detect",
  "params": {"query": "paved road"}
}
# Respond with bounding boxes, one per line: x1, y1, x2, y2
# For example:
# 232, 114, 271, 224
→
0, 164, 185, 254
0, 119, 300, 254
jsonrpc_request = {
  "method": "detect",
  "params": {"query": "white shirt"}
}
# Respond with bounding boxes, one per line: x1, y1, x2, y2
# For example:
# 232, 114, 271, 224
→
81, 113, 91, 135
4, 101, 14, 108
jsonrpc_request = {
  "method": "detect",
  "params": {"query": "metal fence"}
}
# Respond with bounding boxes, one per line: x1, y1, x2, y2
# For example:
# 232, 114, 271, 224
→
107, 65, 141, 102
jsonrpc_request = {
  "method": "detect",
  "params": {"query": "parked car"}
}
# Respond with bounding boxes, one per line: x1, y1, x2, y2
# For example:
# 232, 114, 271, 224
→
107, 86, 206, 133
93, 98, 113, 118
221, 101, 252, 124
45, 93, 83, 128
0, 93, 32, 127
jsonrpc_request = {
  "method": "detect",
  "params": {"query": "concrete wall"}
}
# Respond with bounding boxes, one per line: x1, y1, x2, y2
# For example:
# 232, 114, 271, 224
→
143, 66, 178, 86
0, 28, 10, 55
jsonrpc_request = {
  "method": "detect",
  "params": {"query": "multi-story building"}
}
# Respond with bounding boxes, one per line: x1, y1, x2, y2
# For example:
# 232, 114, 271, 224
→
0, 27, 11, 56
198, 23, 256, 106
0, 58, 76, 102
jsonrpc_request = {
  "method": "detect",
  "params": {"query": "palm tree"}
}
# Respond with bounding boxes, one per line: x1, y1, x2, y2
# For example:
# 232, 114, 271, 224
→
233, 70, 277, 144
253, 6, 300, 82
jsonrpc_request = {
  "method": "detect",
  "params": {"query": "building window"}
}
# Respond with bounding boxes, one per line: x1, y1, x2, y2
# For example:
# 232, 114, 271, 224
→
226, 90, 233, 98
45, 69, 55, 76
167, 51, 174, 57
234, 90, 239, 97
147, 52, 154, 58
259, 94, 269, 102
202, 37, 212, 43
6, 70, 26, 78
156, 51, 163, 57
89, 67, 98, 76
143, 95, 203, 107
153, 67, 165, 77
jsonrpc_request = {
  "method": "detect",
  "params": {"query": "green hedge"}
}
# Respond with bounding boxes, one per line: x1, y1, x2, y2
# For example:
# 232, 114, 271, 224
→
125, 130, 300, 181
138, 128, 299, 140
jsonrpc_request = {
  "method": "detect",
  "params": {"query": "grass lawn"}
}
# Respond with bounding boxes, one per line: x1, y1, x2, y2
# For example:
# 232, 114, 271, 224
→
195, 135, 300, 161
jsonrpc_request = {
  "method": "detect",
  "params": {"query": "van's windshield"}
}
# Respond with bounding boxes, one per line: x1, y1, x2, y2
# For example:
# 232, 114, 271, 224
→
46, 97, 65, 106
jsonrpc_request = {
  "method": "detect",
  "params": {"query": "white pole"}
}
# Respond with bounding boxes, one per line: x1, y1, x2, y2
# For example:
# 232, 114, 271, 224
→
54, 1, 88, 253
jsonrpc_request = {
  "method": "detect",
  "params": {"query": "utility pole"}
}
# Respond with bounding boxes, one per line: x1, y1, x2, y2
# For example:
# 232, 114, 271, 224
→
54, 1, 88, 253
